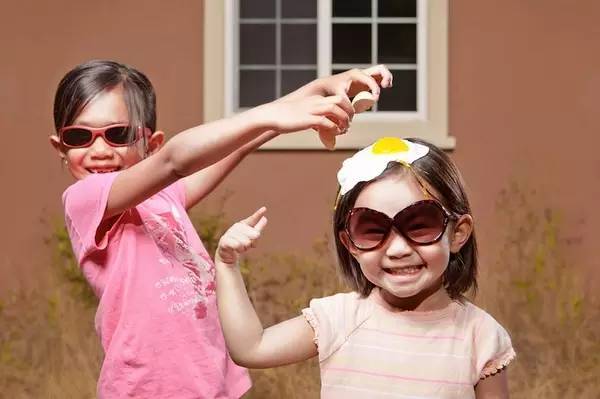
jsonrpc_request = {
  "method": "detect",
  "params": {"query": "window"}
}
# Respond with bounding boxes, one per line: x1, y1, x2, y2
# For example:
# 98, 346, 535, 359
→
203, 0, 454, 149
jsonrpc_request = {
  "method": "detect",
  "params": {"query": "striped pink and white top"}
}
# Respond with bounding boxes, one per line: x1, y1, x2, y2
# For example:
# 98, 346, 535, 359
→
302, 291, 515, 399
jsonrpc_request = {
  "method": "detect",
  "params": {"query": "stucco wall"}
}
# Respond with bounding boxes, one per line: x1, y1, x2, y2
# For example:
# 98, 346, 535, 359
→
1, 1, 598, 291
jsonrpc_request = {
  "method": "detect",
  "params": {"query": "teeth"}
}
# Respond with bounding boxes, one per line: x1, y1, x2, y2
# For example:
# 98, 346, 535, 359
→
385, 266, 423, 275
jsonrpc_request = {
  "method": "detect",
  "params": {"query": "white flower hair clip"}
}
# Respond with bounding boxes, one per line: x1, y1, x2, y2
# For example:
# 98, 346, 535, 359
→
337, 137, 430, 195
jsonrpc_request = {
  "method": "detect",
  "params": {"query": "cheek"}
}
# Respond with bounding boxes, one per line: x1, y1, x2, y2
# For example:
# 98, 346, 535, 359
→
419, 241, 451, 269
65, 149, 86, 165
119, 147, 144, 164
354, 251, 384, 275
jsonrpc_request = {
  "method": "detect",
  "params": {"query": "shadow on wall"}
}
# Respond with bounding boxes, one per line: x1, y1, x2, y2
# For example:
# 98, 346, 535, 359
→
0, 183, 599, 398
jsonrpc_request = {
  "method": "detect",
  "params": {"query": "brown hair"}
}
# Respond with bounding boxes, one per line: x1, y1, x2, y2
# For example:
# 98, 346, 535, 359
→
53, 59, 156, 148
333, 138, 478, 300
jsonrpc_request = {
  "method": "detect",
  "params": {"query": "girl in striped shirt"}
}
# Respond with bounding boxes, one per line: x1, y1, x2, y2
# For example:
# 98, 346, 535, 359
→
216, 137, 515, 398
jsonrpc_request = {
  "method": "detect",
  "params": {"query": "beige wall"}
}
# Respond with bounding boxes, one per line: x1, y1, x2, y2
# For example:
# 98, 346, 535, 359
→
1, 1, 599, 291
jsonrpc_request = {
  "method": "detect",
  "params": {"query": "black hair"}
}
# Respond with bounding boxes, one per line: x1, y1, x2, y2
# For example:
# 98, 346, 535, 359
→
333, 138, 478, 300
53, 59, 156, 146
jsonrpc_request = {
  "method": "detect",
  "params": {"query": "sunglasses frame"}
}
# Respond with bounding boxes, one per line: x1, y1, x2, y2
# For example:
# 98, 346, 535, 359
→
58, 123, 152, 149
345, 199, 452, 251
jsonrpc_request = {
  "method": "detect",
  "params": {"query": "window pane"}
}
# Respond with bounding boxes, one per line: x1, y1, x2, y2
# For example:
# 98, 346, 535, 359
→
240, 0, 275, 18
281, 24, 317, 64
281, 70, 317, 95
378, 24, 417, 64
240, 24, 276, 64
378, 0, 417, 17
282, 0, 316, 18
239, 70, 276, 107
333, 0, 371, 17
377, 70, 416, 111
332, 24, 371, 64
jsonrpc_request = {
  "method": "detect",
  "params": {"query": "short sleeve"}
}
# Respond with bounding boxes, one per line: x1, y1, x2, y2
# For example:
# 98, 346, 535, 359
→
62, 172, 119, 260
474, 313, 516, 379
301, 292, 371, 362
162, 179, 187, 208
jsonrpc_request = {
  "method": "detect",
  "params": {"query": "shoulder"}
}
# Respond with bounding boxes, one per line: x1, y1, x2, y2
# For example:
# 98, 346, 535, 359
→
303, 292, 374, 361
461, 302, 516, 379
460, 302, 510, 336
308, 291, 372, 316
63, 173, 117, 205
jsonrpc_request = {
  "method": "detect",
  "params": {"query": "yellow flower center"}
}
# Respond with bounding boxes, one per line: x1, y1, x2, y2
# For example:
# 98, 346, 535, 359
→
371, 137, 409, 154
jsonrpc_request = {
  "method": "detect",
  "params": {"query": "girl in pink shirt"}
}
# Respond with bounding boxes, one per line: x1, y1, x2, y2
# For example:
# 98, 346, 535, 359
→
50, 59, 392, 398
216, 137, 516, 398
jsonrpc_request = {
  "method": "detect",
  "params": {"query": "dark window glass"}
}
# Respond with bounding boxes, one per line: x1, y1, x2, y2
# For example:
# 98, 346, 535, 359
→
332, 24, 371, 64
281, 24, 317, 64
240, 0, 275, 18
378, 24, 417, 64
377, 69, 417, 111
333, 0, 371, 17
240, 24, 276, 64
282, 0, 316, 18
239, 70, 276, 107
378, 0, 417, 17
281, 70, 317, 95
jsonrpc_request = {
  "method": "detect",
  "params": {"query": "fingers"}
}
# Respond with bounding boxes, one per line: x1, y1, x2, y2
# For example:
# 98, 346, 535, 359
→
217, 210, 267, 264
317, 97, 351, 131
346, 69, 381, 100
254, 215, 268, 233
243, 206, 267, 227
362, 64, 393, 88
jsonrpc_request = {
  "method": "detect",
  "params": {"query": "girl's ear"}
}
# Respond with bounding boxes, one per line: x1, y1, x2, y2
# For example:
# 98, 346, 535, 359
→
49, 135, 66, 161
339, 230, 359, 257
450, 214, 473, 253
146, 130, 165, 155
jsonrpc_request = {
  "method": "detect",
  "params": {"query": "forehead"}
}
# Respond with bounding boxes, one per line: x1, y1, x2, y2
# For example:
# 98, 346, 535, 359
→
354, 172, 433, 216
73, 85, 129, 127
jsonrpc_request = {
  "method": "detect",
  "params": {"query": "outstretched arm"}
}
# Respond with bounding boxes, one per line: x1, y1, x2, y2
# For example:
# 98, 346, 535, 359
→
103, 95, 349, 219
182, 130, 277, 209
180, 65, 393, 209
216, 208, 318, 368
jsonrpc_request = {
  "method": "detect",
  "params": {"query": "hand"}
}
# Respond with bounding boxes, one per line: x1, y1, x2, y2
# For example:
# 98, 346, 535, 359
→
258, 94, 353, 138
311, 64, 393, 101
216, 207, 268, 266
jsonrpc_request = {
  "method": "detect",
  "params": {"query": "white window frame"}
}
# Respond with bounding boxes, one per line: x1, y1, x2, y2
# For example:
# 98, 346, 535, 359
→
203, 0, 454, 149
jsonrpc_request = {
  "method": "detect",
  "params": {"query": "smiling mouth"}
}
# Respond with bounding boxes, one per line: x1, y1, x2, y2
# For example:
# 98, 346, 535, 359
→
383, 265, 425, 276
86, 168, 121, 174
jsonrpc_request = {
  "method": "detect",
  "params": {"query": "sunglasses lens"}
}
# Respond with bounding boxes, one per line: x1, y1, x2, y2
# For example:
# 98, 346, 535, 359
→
105, 126, 134, 145
62, 128, 92, 147
396, 201, 446, 244
347, 208, 391, 250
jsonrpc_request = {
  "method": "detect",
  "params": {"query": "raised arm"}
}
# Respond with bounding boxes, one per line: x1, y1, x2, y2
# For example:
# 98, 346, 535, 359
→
104, 95, 350, 219
181, 130, 277, 209
215, 208, 318, 368
180, 65, 394, 209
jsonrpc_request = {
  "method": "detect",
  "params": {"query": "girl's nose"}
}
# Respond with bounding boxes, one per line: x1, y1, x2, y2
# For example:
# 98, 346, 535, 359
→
384, 228, 413, 258
89, 137, 114, 158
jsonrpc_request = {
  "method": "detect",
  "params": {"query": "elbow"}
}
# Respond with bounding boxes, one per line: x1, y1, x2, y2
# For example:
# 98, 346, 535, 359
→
229, 351, 255, 368
162, 141, 189, 178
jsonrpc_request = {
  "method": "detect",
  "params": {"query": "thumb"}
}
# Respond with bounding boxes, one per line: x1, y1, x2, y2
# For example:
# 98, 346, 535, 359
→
254, 216, 268, 233
243, 206, 267, 227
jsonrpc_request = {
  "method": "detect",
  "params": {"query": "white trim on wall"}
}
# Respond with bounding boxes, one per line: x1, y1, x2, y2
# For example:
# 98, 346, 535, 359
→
205, 0, 454, 150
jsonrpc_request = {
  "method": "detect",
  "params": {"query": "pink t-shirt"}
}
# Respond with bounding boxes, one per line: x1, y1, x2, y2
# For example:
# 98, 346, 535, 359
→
302, 291, 515, 399
63, 172, 250, 399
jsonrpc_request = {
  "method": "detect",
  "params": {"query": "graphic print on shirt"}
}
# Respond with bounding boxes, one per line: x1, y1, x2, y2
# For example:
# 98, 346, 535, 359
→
142, 204, 215, 319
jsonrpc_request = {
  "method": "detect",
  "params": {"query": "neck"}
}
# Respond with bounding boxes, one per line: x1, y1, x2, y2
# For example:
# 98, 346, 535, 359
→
375, 279, 451, 312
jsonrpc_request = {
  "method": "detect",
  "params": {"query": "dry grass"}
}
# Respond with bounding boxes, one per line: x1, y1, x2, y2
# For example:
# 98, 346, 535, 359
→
477, 182, 600, 398
1, 185, 598, 398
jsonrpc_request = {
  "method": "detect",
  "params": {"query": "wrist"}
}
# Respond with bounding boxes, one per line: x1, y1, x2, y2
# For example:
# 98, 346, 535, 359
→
241, 104, 278, 133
